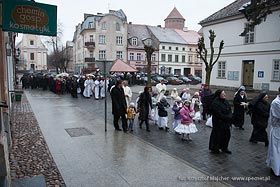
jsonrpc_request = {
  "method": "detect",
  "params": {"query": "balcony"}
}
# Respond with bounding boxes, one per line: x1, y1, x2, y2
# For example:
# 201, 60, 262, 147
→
85, 57, 95, 62
84, 42, 95, 48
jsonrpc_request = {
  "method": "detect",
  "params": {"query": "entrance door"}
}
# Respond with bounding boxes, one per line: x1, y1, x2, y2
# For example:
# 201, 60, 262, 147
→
184, 68, 191, 76
243, 60, 254, 87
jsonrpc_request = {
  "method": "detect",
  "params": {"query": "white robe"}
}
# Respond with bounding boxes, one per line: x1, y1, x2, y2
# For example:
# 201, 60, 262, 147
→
83, 79, 91, 98
156, 83, 167, 102
266, 95, 280, 176
100, 80, 105, 98
123, 86, 132, 106
94, 80, 100, 99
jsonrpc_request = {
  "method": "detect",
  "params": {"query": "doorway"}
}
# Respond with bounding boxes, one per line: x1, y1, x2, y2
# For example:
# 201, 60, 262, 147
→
242, 60, 254, 87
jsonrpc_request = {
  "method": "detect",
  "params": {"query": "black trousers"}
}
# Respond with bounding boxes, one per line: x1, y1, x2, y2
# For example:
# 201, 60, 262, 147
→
113, 114, 128, 131
139, 119, 150, 130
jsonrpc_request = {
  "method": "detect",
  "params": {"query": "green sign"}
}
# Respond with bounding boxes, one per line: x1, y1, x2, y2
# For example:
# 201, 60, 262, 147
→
2, 0, 57, 36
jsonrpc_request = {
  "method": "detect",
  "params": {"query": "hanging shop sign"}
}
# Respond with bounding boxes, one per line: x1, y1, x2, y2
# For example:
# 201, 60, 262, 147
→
2, 0, 57, 36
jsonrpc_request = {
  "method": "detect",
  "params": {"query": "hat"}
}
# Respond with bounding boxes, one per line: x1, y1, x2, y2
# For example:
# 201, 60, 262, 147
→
194, 92, 199, 96
175, 96, 182, 102
129, 102, 135, 107
183, 100, 191, 104
160, 96, 167, 103
173, 88, 177, 91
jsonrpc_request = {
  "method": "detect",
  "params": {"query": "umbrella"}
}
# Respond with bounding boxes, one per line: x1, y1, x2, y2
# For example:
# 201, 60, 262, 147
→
56, 72, 69, 77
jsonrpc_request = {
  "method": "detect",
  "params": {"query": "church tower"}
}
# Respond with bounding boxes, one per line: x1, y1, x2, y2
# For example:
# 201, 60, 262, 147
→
164, 7, 185, 30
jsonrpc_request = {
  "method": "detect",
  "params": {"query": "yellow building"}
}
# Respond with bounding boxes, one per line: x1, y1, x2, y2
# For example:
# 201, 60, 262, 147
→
16, 34, 48, 72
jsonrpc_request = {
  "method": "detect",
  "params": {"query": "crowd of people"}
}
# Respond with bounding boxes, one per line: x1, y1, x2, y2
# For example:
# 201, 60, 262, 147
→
20, 73, 280, 176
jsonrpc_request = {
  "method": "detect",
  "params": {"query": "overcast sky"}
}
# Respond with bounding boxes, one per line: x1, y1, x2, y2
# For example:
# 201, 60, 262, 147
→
35, 0, 234, 44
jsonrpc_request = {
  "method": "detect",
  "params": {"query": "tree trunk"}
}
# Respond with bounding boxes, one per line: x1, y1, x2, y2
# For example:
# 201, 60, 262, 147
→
205, 68, 212, 86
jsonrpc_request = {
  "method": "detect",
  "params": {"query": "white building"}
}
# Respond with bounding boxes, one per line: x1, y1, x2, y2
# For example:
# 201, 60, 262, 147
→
199, 0, 280, 91
16, 34, 48, 72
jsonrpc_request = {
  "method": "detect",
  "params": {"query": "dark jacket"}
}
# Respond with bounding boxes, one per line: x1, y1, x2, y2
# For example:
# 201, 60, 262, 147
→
138, 92, 152, 120
251, 101, 270, 128
111, 86, 127, 116
157, 101, 170, 117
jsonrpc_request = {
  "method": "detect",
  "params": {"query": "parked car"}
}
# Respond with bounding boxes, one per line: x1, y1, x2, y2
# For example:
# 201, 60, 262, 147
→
152, 76, 168, 84
135, 77, 157, 86
187, 74, 202, 85
166, 77, 184, 85
178, 76, 192, 84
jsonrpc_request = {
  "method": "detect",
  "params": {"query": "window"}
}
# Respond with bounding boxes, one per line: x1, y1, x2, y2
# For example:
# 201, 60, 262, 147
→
188, 55, 193, 62
116, 36, 123, 45
101, 22, 106, 30
130, 53, 134, 60
99, 35, 105, 44
90, 35, 94, 42
272, 59, 280, 81
175, 55, 179, 62
30, 53, 34, 60
88, 22, 93, 28
116, 51, 123, 59
162, 46, 165, 50
182, 47, 185, 51
116, 23, 120, 31
152, 54, 156, 62
182, 55, 186, 62
217, 61, 226, 78
169, 46, 172, 50
168, 54, 172, 62
90, 51, 94, 58
189, 48, 192, 51
30, 40, 34, 45
137, 53, 141, 61
244, 23, 255, 44
161, 54, 166, 62
132, 38, 137, 46
99, 50, 106, 59
176, 47, 178, 50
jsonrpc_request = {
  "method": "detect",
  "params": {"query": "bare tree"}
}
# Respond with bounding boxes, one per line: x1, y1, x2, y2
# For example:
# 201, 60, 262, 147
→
239, 0, 279, 36
196, 30, 224, 87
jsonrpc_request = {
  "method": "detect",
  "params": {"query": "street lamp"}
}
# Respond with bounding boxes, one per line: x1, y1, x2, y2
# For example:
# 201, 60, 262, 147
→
142, 38, 155, 87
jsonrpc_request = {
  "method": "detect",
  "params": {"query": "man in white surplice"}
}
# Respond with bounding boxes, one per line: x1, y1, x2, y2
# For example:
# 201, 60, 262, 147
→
83, 77, 91, 98
266, 86, 280, 176
156, 80, 167, 102
94, 77, 100, 100
122, 80, 132, 106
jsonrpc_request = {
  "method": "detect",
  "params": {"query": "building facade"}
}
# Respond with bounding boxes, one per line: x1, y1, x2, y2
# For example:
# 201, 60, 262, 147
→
72, 10, 128, 73
16, 34, 48, 72
199, 0, 280, 91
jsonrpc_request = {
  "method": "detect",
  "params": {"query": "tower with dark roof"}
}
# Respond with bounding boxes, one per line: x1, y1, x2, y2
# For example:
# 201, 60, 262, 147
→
164, 7, 185, 30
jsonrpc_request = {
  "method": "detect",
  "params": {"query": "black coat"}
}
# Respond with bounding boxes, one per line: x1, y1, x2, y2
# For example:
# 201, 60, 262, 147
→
232, 94, 247, 127
138, 92, 152, 120
111, 86, 127, 116
212, 98, 232, 129
251, 101, 270, 128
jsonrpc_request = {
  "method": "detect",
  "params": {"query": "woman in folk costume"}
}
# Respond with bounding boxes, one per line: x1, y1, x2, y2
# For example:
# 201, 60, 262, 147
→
123, 80, 132, 107
157, 96, 170, 131
181, 88, 191, 102
94, 77, 100, 100
99, 77, 106, 99
170, 88, 179, 105
83, 76, 91, 98
249, 92, 270, 146
191, 92, 202, 123
172, 96, 183, 130
266, 86, 280, 176
174, 100, 198, 141
151, 92, 159, 125
232, 86, 248, 130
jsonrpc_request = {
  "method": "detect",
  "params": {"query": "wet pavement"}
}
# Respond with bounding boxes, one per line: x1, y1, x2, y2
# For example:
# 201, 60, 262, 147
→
13, 84, 279, 187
